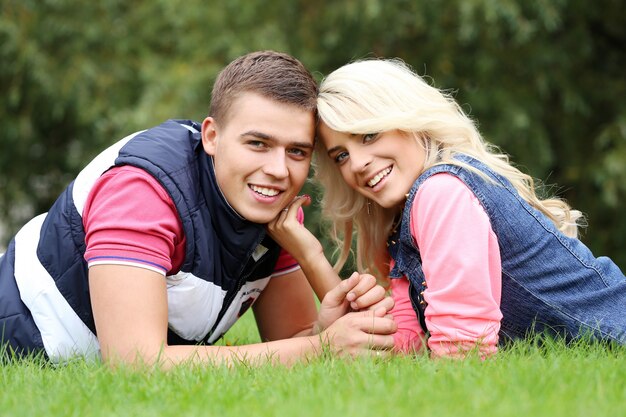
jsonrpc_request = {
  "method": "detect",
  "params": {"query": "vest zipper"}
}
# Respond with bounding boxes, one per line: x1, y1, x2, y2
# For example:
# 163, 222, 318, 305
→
204, 235, 267, 343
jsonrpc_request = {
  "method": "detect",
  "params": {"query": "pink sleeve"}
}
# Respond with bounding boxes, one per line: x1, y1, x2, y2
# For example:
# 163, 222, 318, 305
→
272, 208, 304, 277
411, 173, 502, 358
83, 166, 186, 275
389, 276, 426, 353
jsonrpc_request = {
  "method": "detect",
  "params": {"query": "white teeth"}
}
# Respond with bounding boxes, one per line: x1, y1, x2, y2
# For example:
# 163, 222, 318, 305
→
367, 167, 392, 187
251, 185, 280, 197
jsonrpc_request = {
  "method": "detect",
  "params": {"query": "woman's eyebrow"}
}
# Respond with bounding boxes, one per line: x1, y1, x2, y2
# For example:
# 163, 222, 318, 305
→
326, 145, 341, 156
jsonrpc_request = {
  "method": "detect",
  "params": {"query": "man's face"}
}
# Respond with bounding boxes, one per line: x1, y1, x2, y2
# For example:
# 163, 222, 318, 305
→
202, 93, 315, 223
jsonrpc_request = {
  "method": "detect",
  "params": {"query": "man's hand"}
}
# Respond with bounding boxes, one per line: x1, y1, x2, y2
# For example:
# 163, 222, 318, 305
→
320, 307, 396, 358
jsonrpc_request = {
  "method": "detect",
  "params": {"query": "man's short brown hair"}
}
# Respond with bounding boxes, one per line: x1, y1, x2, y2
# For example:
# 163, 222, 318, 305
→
209, 50, 318, 124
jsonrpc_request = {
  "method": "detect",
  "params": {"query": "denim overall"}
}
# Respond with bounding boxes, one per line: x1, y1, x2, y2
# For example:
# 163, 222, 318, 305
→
388, 154, 626, 344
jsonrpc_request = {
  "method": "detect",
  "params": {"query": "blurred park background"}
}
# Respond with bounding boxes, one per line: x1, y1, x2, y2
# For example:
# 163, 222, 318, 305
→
1, 0, 624, 270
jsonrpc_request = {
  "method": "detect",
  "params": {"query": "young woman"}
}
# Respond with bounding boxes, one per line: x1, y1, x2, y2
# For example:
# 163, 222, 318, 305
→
272, 58, 625, 358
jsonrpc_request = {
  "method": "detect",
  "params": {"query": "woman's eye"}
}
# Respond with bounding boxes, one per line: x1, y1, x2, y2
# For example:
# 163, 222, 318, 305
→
334, 151, 348, 163
363, 133, 378, 143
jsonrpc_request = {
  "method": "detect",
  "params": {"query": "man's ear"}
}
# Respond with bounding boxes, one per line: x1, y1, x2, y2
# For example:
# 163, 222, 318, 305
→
201, 117, 218, 155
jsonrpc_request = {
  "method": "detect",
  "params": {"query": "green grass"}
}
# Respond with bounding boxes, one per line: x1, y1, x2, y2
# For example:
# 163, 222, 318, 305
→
2, 313, 626, 417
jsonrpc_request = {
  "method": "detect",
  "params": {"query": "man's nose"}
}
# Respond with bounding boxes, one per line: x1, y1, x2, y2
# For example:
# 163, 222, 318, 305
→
263, 150, 289, 178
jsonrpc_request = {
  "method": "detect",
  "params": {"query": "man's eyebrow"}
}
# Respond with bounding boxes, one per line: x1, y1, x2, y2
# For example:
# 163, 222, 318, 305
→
291, 141, 314, 149
241, 130, 272, 140
241, 130, 314, 149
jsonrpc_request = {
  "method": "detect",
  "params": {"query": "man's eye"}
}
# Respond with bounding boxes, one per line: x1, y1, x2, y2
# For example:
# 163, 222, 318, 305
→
288, 148, 307, 157
363, 133, 378, 143
248, 140, 266, 148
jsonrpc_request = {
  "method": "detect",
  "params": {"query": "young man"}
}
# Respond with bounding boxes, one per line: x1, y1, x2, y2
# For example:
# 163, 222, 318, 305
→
0, 51, 396, 365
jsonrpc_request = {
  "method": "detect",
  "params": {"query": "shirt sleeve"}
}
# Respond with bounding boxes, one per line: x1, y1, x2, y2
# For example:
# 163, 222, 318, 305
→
83, 165, 186, 275
411, 173, 503, 358
271, 208, 305, 277
389, 275, 427, 354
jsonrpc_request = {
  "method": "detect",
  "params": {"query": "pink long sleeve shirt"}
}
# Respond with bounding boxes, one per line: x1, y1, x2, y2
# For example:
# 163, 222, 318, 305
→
390, 173, 503, 358
83, 165, 302, 276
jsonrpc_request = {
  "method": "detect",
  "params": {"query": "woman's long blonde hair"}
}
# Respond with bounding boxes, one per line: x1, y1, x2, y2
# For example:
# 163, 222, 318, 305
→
315, 58, 583, 281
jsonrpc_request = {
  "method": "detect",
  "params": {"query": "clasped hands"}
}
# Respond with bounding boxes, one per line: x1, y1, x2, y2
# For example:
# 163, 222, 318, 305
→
315, 272, 397, 358
268, 195, 397, 357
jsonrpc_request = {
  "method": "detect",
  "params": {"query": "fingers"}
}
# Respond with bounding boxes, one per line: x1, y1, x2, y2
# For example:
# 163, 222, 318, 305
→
346, 273, 393, 313
323, 272, 359, 304
325, 272, 392, 314
345, 313, 397, 350
359, 296, 395, 314
353, 309, 397, 335
345, 273, 376, 302
349, 285, 385, 310
279, 194, 311, 220
322, 309, 398, 358
267, 194, 311, 233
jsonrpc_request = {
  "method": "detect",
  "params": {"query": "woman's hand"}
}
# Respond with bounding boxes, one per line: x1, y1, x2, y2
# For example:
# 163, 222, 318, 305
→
267, 194, 323, 265
316, 272, 394, 332
267, 195, 336, 299
320, 307, 397, 358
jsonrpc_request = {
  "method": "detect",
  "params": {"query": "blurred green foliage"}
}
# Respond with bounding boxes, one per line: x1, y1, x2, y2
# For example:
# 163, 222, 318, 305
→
1, 0, 624, 269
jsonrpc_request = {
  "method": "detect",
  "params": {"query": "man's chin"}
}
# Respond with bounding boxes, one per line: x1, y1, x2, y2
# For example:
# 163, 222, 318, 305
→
238, 209, 281, 225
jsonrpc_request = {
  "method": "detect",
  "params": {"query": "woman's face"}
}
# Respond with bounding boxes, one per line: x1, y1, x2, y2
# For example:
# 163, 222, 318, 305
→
318, 122, 426, 209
